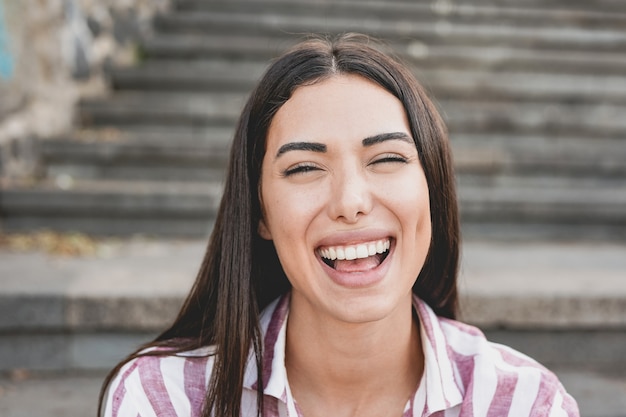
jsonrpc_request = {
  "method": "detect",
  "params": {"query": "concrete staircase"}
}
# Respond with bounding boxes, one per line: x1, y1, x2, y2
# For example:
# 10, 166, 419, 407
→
1, 3, 626, 415
2, 0, 626, 240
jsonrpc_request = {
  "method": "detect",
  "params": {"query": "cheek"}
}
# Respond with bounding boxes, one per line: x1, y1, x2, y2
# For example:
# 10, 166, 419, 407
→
384, 171, 430, 221
398, 193, 431, 237
263, 184, 325, 241
385, 174, 432, 249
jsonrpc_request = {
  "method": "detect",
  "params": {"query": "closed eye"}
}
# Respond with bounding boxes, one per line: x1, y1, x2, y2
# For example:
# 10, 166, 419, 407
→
370, 154, 408, 165
282, 163, 321, 177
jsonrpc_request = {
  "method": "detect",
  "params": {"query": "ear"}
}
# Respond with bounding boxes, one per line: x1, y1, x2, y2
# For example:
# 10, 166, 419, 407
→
258, 218, 272, 240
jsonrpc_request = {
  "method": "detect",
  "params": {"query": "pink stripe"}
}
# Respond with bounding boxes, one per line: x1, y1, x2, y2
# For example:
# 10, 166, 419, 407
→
138, 356, 179, 416
529, 372, 558, 417
456, 357, 476, 417
111, 361, 139, 416
498, 346, 544, 371
263, 396, 280, 416
486, 368, 518, 417
560, 390, 579, 415
448, 348, 475, 395
184, 356, 209, 417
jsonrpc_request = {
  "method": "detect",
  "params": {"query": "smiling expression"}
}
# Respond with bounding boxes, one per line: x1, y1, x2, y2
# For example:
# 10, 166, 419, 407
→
259, 74, 432, 325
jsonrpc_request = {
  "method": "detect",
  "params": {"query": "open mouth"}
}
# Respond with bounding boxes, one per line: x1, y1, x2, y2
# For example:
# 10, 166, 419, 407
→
317, 238, 391, 272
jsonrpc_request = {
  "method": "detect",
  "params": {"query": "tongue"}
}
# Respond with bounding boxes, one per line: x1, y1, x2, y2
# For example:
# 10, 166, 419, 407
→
334, 255, 382, 272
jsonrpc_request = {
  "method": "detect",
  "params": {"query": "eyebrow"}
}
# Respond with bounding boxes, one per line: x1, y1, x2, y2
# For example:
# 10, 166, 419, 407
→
362, 132, 413, 147
275, 142, 327, 158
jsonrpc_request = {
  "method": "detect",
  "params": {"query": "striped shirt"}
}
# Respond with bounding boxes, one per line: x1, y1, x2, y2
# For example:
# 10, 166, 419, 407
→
104, 294, 579, 416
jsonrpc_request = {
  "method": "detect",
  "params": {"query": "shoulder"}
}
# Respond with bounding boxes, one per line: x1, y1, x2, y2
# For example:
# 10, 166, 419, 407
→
438, 318, 579, 416
102, 347, 214, 417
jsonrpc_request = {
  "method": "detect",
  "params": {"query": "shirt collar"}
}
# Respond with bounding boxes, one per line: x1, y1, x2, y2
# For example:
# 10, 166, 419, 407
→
243, 294, 290, 399
243, 293, 464, 413
413, 295, 464, 414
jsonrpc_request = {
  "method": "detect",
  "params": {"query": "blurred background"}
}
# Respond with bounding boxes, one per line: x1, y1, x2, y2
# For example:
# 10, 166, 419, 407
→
1, 0, 625, 415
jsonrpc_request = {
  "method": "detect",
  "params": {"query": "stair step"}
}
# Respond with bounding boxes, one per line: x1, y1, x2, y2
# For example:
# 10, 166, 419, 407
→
39, 134, 230, 181
110, 61, 263, 92
78, 92, 626, 138
152, 11, 626, 52
453, 134, 626, 178
141, 35, 291, 60
78, 92, 245, 127
458, 182, 626, 239
443, 100, 626, 138
0, 180, 222, 236
176, 0, 626, 26
110, 63, 626, 104
70, 125, 235, 144
131, 45, 626, 76
36, 132, 626, 181
141, 35, 626, 76
459, 183, 626, 224
40, 127, 233, 179
176, 0, 626, 17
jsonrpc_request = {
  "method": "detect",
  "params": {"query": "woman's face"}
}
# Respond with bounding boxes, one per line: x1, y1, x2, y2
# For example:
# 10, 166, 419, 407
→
259, 74, 431, 325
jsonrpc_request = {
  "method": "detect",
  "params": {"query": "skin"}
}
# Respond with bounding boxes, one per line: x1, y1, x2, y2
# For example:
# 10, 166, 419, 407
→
259, 74, 431, 417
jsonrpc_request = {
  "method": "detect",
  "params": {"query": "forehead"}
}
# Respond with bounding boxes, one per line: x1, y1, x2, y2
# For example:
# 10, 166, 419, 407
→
267, 74, 410, 146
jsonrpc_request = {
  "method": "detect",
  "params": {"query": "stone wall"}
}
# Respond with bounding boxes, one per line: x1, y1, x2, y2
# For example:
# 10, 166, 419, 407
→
0, 0, 171, 179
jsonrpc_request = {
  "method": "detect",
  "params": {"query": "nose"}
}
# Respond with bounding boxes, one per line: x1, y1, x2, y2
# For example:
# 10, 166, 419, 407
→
328, 164, 373, 224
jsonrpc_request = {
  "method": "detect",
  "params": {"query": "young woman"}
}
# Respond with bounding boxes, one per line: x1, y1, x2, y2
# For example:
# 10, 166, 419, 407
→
100, 33, 579, 417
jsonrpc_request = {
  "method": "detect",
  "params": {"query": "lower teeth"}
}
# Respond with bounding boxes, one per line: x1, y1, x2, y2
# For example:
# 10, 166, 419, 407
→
325, 250, 388, 270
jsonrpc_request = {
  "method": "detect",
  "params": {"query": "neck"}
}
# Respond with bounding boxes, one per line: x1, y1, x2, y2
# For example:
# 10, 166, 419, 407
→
284, 294, 423, 417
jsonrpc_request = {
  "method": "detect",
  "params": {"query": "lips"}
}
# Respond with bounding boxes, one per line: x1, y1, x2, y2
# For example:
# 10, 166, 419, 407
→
317, 238, 391, 271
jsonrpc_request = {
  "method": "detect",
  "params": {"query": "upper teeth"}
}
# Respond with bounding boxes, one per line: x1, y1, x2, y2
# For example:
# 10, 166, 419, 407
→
319, 239, 390, 261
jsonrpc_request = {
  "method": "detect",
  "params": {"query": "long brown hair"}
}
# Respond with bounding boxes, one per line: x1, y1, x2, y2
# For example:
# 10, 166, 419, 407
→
99, 33, 459, 417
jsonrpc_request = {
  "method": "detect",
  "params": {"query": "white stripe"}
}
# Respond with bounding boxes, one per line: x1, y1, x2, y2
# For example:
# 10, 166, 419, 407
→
548, 390, 568, 417
241, 389, 260, 417
421, 307, 462, 409
472, 353, 498, 416
102, 385, 115, 417
278, 400, 291, 417
160, 356, 191, 417
205, 355, 215, 388
450, 360, 463, 396
284, 376, 300, 417
426, 308, 458, 392
103, 360, 140, 417
440, 321, 486, 357
506, 365, 541, 415
421, 325, 447, 409
103, 359, 140, 417
444, 406, 461, 417
486, 346, 542, 416
102, 371, 120, 417
114, 390, 139, 417
124, 366, 159, 417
